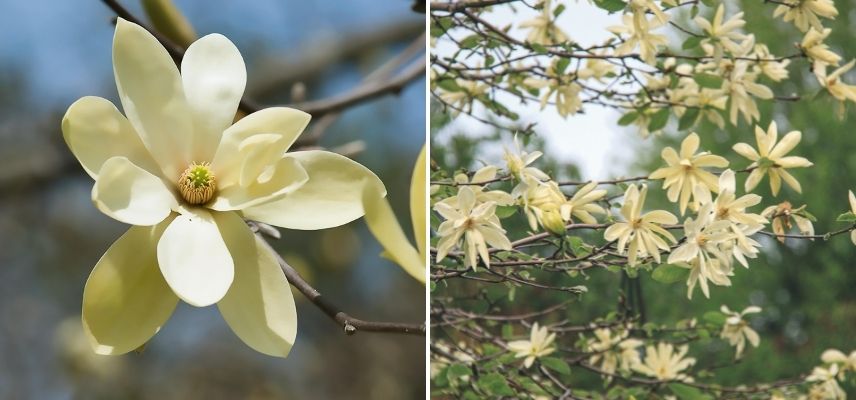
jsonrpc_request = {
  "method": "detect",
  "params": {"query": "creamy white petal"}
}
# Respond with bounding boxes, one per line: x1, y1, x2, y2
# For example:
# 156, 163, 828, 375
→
157, 209, 234, 307
62, 96, 160, 179
214, 212, 298, 357
82, 220, 178, 355
113, 18, 193, 179
362, 183, 425, 283
410, 146, 427, 257
92, 156, 177, 226
209, 156, 309, 211
181, 34, 247, 161
241, 151, 384, 230
211, 107, 311, 188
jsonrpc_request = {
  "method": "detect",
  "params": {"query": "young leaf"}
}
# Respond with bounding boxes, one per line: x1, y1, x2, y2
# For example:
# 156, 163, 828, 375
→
651, 264, 689, 284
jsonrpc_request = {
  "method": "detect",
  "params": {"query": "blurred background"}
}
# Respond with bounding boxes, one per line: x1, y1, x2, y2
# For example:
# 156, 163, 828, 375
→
0, 1, 425, 399
432, 0, 856, 392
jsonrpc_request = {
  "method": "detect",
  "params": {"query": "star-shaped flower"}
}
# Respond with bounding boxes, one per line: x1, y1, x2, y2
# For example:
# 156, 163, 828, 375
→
732, 121, 813, 195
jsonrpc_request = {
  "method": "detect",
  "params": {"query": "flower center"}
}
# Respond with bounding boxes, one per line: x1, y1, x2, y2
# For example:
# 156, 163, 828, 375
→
178, 162, 216, 205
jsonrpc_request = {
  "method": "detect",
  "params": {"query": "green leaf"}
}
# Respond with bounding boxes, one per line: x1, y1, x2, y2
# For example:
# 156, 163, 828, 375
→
553, 3, 566, 17
437, 79, 462, 92
530, 43, 548, 54
669, 383, 713, 400
495, 205, 518, 218
682, 36, 702, 50
460, 35, 480, 49
703, 311, 727, 325
678, 108, 700, 131
837, 211, 856, 222
651, 264, 689, 284
502, 324, 514, 339
594, 0, 626, 13
447, 363, 472, 381
477, 372, 515, 396
541, 357, 572, 375
556, 57, 571, 74
617, 111, 639, 126
647, 108, 670, 132
693, 73, 724, 89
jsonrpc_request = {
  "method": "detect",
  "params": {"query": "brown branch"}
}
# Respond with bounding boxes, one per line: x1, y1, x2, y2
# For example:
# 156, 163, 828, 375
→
255, 230, 426, 336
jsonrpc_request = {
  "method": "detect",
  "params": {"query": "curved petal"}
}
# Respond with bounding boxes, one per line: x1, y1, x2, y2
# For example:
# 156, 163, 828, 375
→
768, 131, 801, 159
744, 168, 765, 192
680, 133, 700, 159
362, 183, 425, 283
410, 146, 427, 257
241, 151, 384, 230
209, 157, 309, 211
82, 220, 178, 355
92, 156, 177, 226
775, 156, 813, 168
732, 143, 760, 161
214, 211, 297, 357
211, 107, 311, 188
62, 96, 160, 179
157, 208, 234, 306
113, 18, 193, 179
181, 34, 247, 162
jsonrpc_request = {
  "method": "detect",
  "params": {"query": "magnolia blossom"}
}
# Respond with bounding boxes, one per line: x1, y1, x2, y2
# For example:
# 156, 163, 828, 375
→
439, 79, 487, 112
524, 60, 583, 118
752, 44, 790, 82
720, 305, 761, 358
680, 257, 734, 300
649, 133, 729, 215
608, 14, 668, 65
807, 364, 846, 400
507, 323, 557, 368
604, 185, 678, 266
518, 0, 568, 45
801, 29, 841, 69
733, 121, 813, 195
849, 191, 856, 246
694, 5, 748, 57
668, 203, 734, 298
435, 186, 512, 270
821, 349, 856, 375
670, 78, 728, 128
522, 180, 606, 235
763, 201, 815, 243
362, 146, 427, 283
63, 20, 385, 357
711, 170, 766, 267
815, 60, 856, 107
773, 0, 837, 32
504, 136, 550, 197
724, 60, 773, 125
586, 328, 643, 375
634, 343, 696, 382
441, 166, 514, 206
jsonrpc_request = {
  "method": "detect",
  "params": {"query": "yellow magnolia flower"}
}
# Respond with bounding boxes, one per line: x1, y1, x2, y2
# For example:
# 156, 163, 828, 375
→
815, 60, 856, 110
521, 180, 606, 234
807, 364, 846, 400
733, 121, 813, 195
608, 14, 668, 65
801, 28, 841, 68
712, 170, 766, 267
604, 184, 678, 266
821, 348, 856, 375
518, 0, 569, 46
62, 19, 384, 357
720, 305, 761, 359
586, 328, 643, 375
507, 323, 556, 368
504, 136, 550, 197
442, 166, 514, 206
438, 79, 487, 112
694, 5, 748, 57
679, 257, 734, 300
773, 0, 837, 32
649, 133, 729, 215
434, 187, 512, 270
762, 201, 815, 243
724, 60, 773, 125
667, 203, 734, 298
633, 342, 696, 382
362, 146, 427, 283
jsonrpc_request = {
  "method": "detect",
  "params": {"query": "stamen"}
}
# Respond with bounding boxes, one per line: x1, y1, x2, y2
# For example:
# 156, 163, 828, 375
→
178, 162, 216, 205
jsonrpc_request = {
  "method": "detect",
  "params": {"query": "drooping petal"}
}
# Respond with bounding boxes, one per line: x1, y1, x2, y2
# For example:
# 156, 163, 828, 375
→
113, 18, 193, 179
211, 107, 311, 188
361, 182, 425, 283
82, 220, 178, 355
209, 156, 309, 211
744, 168, 765, 192
157, 208, 234, 307
92, 156, 177, 226
214, 212, 298, 358
410, 146, 427, 257
241, 151, 384, 230
62, 96, 160, 179
181, 34, 247, 161
732, 143, 760, 161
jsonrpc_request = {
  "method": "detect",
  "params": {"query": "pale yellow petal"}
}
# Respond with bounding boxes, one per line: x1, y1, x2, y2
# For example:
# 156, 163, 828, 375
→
92, 156, 177, 226
410, 146, 427, 257
362, 184, 425, 283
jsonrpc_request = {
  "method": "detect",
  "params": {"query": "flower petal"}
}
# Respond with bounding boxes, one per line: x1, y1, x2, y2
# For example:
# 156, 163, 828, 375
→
209, 156, 309, 211
181, 34, 247, 162
362, 183, 425, 283
62, 96, 160, 179
92, 156, 177, 226
769, 131, 801, 160
113, 18, 194, 179
410, 146, 427, 257
82, 220, 178, 355
214, 212, 297, 357
157, 209, 234, 306
732, 143, 760, 161
211, 107, 311, 188
241, 150, 384, 230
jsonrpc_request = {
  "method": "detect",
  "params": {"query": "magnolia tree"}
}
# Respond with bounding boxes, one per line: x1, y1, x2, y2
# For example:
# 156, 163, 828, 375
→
430, 0, 856, 398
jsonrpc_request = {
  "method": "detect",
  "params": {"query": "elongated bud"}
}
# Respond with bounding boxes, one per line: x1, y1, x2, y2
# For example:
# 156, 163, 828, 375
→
141, 0, 197, 48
